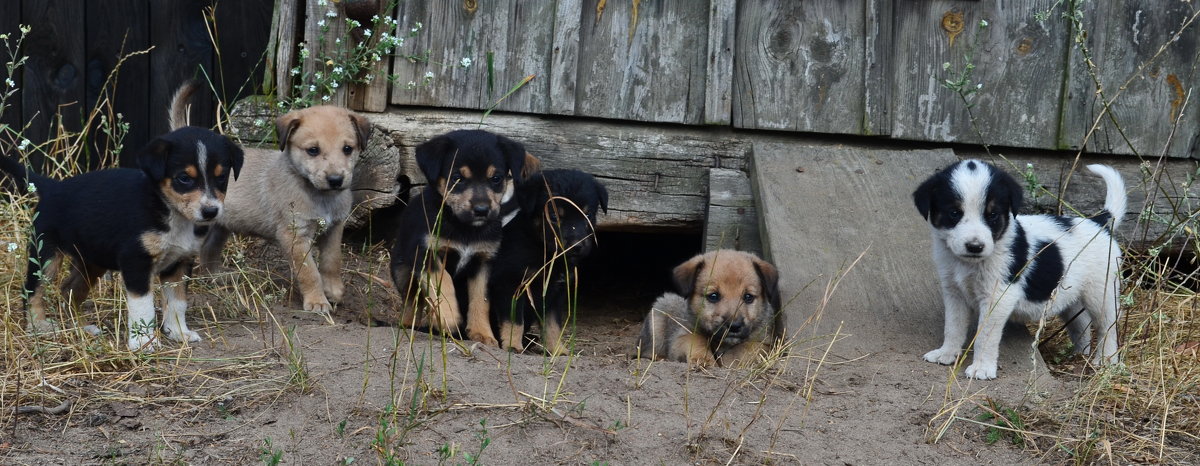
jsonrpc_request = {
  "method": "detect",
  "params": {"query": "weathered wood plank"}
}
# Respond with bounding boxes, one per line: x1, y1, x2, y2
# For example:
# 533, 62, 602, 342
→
0, 1, 22, 138
213, 0, 273, 108
149, 0, 213, 138
85, 0, 149, 166
732, 0, 865, 133
269, 0, 302, 102
370, 109, 751, 232
548, 0, 582, 115
703, 0, 735, 125
705, 167, 761, 254
346, 0, 392, 112
390, 1, 556, 113
889, 1, 1068, 148
20, 0, 85, 169
576, 0, 709, 124
303, 0, 349, 106
863, 0, 893, 136
1062, 1, 1200, 158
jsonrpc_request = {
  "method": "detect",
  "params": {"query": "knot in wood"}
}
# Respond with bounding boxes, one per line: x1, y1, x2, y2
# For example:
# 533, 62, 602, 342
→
942, 11, 964, 47
464, 0, 478, 14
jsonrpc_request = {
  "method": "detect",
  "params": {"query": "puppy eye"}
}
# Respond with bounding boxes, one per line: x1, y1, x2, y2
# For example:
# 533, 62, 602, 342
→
174, 174, 194, 186
306, 146, 320, 156
342, 145, 353, 155
706, 292, 721, 303
743, 293, 755, 304
449, 174, 463, 183
489, 175, 502, 186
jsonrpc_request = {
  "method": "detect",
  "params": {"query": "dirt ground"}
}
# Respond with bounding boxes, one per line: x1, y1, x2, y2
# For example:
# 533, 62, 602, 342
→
1, 234, 1048, 465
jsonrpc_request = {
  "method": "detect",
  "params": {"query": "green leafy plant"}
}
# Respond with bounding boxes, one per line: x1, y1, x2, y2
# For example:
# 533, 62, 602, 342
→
976, 400, 1026, 447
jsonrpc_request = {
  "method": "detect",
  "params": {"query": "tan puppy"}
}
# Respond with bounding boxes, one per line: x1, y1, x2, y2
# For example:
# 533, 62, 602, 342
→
172, 85, 370, 316
635, 250, 784, 367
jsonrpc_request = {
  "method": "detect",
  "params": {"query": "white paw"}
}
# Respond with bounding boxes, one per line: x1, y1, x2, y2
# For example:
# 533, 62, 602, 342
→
964, 361, 998, 380
1091, 352, 1121, 367
27, 319, 58, 334
923, 348, 960, 365
128, 333, 158, 352
164, 326, 201, 343
304, 297, 333, 314
324, 280, 344, 304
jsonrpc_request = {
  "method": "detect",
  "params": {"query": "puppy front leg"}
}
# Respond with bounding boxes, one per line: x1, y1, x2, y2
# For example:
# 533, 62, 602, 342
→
316, 221, 346, 304
965, 295, 1017, 380
198, 225, 231, 274
720, 340, 767, 368
1084, 277, 1122, 366
421, 259, 461, 332
121, 255, 158, 351
670, 332, 717, 367
924, 284, 971, 365
278, 228, 331, 316
161, 260, 201, 343
465, 263, 499, 346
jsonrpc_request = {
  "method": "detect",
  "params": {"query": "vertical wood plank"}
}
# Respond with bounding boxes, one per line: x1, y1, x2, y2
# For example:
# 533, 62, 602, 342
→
149, 0, 214, 138
732, 0, 865, 133
705, 168, 761, 255
347, 0, 393, 112
1062, 1, 1200, 158
576, 1, 708, 124
391, 1, 556, 114
703, 0, 735, 125
863, 0, 893, 136
0, 1, 22, 137
270, 0, 302, 102
85, 0, 149, 167
304, 0, 349, 106
214, 0, 273, 107
548, 0, 582, 115
21, 0, 85, 169
889, 1, 1067, 148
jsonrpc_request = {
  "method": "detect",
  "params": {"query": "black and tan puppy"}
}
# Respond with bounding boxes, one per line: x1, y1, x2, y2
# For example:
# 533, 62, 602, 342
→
489, 169, 608, 355
390, 130, 529, 346
171, 82, 371, 317
0, 128, 243, 351
635, 250, 784, 367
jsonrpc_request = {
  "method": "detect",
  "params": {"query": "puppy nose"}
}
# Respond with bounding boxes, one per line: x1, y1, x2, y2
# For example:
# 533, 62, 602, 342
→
965, 241, 985, 254
326, 175, 344, 188
200, 206, 220, 220
727, 319, 745, 335
472, 204, 490, 217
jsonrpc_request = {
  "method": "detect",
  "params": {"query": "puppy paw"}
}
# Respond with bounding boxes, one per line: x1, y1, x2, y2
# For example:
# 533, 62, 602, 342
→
163, 326, 201, 343
964, 362, 998, 380
468, 330, 499, 347
26, 319, 58, 335
923, 348, 961, 365
303, 297, 334, 315
687, 350, 717, 368
128, 333, 158, 352
323, 280, 344, 304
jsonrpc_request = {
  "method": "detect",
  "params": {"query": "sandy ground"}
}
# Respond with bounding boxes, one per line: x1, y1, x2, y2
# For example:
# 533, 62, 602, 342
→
1, 235, 1046, 465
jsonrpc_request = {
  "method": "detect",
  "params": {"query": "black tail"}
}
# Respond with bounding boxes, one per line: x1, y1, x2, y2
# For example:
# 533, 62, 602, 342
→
0, 153, 32, 194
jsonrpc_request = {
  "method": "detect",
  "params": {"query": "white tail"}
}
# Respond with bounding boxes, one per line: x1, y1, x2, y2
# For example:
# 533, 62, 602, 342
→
1086, 164, 1127, 231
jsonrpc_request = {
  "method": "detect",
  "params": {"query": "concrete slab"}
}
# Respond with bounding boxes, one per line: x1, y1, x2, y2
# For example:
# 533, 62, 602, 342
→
751, 143, 1052, 384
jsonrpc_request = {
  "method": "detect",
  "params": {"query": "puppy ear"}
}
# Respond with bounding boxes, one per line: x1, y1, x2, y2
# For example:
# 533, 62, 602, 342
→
136, 137, 173, 181
671, 255, 705, 298
595, 178, 609, 214
752, 256, 782, 312
994, 170, 1024, 217
349, 112, 372, 152
912, 176, 938, 221
495, 135, 527, 182
521, 152, 542, 180
415, 135, 455, 184
223, 136, 245, 180
275, 112, 302, 152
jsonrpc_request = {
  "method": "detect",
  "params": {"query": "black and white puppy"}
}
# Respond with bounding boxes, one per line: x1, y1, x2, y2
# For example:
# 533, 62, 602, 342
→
912, 159, 1125, 380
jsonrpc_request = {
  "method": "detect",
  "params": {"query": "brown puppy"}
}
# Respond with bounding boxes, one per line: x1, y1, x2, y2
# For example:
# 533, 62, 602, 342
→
172, 83, 370, 317
635, 250, 784, 367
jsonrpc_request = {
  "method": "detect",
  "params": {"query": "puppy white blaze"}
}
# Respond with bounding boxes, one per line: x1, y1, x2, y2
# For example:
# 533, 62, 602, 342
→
946, 161, 998, 259
500, 178, 515, 203
195, 141, 222, 217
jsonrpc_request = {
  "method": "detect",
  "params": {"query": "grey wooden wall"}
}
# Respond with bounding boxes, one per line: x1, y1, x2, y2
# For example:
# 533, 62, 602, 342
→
383, 0, 1198, 158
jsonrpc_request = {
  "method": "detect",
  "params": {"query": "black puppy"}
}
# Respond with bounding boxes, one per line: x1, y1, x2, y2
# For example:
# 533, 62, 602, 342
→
0, 127, 243, 351
489, 169, 608, 354
390, 129, 528, 346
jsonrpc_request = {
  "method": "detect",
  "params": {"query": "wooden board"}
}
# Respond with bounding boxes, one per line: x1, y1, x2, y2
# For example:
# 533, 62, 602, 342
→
575, 1, 709, 124
704, 167, 761, 254
1061, 1, 1200, 158
85, 0, 149, 167
370, 109, 751, 232
346, 0, 393, 112
890, 0, 1068, 149
732, 0, 865, 133
149, 0, 213, 138
213, 0, 273, 111
269, 0, 302, 102
391, 0, 557, 113
863, 0, 893, 136
703, 0, 736, 125
303, 0, 349, 106
20, 0, 85, 169
547, 0, 582, 115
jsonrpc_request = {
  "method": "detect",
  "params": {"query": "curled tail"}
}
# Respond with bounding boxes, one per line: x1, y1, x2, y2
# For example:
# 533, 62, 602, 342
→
0, 153, 34, 194
169, 80, 200, 131
1085, 164, 1127, 231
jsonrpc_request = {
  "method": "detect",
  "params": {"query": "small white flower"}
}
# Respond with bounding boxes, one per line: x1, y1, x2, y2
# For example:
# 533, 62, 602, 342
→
980, 19, 989, 27
309, 85, 317, 92
1026, 163, 1034, 169
415, 21, 422, 29
332, 66, 344, 75
364, 74, 374, 82
4, 78, 13, 87
942, 62, 950, 71
6, 242, 17, 253
406, 80, 417, 89
460, 57, 472, 68
326, 9, 337, 18
335, 37, 341, 44
317, 19, 326, 27
290, 67, 300, 76
424, 71, 434, 79
321, 95, 331, 101
19, 25, 31, 34
372, 14, 380, 22
976, 83, 983, 89
316, 0, 327, 5
277, 101, 287, 108
363, 29, 372, 37
372, 53, 381, 62
314, 71, 322, 79
0, 34, 7, 40
17, 138, 29, 150
254, 118, 265, 127
26, 182, 36, 193
330, 80, 339, 89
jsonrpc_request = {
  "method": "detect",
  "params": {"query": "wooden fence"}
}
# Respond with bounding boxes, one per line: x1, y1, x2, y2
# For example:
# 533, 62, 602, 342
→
0, 0, 272, 167
275, 0, 1199, 159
